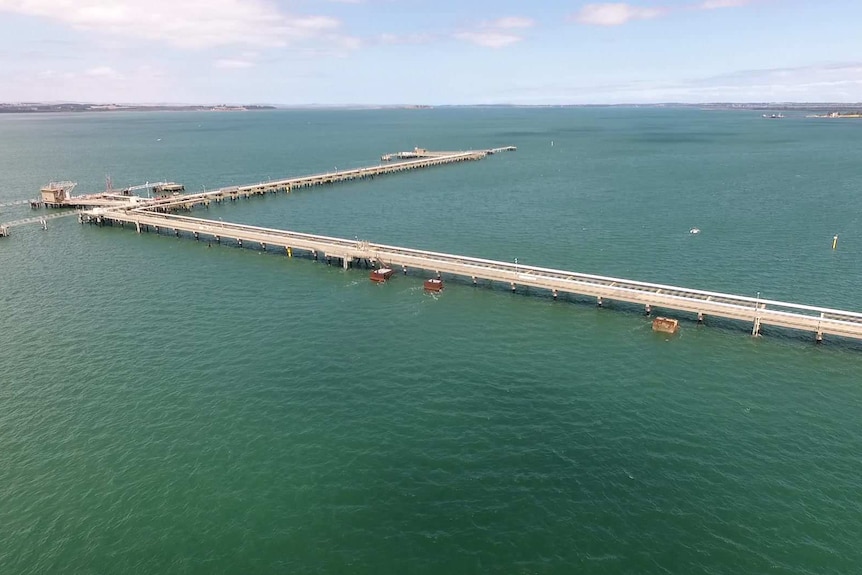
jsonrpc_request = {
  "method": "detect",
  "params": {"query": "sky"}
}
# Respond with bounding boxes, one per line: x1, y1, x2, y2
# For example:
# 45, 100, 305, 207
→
0, 0, 861, 105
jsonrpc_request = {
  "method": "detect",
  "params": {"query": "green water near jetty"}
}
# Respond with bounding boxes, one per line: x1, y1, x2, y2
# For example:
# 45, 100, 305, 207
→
1, 108, 861, 574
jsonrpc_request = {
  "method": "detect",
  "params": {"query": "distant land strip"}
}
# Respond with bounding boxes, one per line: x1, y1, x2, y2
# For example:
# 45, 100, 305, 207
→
0, 103, 276, 113
3, 102, 862, 114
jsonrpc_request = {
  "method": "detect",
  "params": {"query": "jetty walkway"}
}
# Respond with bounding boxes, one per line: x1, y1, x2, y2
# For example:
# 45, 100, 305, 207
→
381, 146, 516, 161
84, 209, 862, 343
0, 211, 82, 237
0, 148, 511, 234
140, 150, 497, 212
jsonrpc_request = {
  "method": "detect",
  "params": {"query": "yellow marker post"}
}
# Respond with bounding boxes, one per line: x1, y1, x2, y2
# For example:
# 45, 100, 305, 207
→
832, 235, 839, 250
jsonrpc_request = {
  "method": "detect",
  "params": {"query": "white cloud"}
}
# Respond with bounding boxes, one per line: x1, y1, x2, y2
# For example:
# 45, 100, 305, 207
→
0, 0, 343, 49
214, 59, 255, 69
488, 16, 535, 30
573, 3, 664, 26
589, 62, 862, 103
377, 32, 436, 45
332, 35, 362, 52
37, 69, 74, 80
698, 0, 751, 8
455, 31, 522, 49
85, 65, 122, 78
6, 63, 170, 103
455, 14, 534, 48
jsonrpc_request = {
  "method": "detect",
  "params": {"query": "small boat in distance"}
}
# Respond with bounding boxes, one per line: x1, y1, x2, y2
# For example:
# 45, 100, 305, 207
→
370, 267, 394, 283
689, 227, 701, 235
424, 278, 443, 292
652, 317, 679, 334
762, 113, 784, 119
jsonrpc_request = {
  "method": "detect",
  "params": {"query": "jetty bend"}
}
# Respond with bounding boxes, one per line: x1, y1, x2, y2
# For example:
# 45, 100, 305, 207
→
85, 208, 862, 344
14, 143, 862, 345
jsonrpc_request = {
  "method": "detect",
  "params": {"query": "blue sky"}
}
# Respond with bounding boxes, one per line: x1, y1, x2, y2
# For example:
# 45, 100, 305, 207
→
0, 0, 860, 105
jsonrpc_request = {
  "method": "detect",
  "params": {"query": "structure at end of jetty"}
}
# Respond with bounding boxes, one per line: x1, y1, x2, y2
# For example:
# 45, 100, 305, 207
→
39, 181, 77, 206
381, 146, 516, 161
38, 180, 185, 209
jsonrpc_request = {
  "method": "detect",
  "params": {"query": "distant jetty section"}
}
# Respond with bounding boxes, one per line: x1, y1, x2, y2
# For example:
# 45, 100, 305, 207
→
0, 148, 512, 227
806, 112, 862, 119
381, 146, 516, 161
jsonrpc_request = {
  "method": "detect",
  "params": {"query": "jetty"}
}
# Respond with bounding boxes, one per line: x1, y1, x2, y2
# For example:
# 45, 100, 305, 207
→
3, 211, 82, 232
8, 142, 862, 345
381, 146, 516, 161
142, 150, 494, 212
37, 180, 183, 209
83, 208, 862, 344
0, 148, 510, 232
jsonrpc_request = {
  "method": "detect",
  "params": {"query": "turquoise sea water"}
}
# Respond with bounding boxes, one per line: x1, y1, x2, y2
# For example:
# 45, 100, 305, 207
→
1, 108, 862, 574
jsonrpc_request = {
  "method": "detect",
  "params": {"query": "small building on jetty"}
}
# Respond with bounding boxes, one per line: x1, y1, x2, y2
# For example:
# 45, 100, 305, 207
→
152, 183, 185, 197
40, 181, 77, 206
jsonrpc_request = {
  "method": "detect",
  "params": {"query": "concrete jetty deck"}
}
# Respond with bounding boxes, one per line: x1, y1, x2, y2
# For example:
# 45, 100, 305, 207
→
142, 149, 505, 212
1, 211, 82, 233
1, 148, 512, 233
84, 208, 862, 344
380, 146, 516, 161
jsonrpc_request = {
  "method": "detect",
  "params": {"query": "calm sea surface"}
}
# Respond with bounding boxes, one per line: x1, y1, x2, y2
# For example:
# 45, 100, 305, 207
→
1, 108, 861, 574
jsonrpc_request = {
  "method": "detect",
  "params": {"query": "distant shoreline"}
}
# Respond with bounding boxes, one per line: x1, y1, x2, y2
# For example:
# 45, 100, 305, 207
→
3, 102, 862, 114
0, 103, 276, 114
